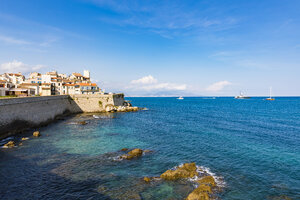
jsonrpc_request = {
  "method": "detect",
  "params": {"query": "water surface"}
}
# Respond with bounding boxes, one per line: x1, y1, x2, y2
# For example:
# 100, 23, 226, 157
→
0, 97, 299, 199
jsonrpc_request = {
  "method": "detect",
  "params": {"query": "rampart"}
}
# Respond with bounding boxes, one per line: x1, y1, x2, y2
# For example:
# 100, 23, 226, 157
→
0, 93, 125, 139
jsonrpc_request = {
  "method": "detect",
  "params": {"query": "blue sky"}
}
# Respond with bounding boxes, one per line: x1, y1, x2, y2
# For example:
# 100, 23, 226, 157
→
0, 0, 299, 96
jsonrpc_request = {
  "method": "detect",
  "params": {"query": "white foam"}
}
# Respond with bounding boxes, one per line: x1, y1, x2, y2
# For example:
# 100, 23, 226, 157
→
110, 156, 123, 161
194, 165, 226, 188
93, 115, 100, 119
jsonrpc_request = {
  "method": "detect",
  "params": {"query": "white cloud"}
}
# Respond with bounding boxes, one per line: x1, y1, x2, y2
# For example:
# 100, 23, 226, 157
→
0, 60, 46, 74
127, 75, 187, 96
139, 82, 187, 91
131, 75, 158, 84
206, 80, 231, 92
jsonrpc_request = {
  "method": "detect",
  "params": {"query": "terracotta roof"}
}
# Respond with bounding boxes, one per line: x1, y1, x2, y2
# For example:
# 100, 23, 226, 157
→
72, 73, 83, 77
78, 83, 97, 86
65, 84, 76, 86
8, 73, 23, 77
0, 80, 7, 83
42, 83, 51, 85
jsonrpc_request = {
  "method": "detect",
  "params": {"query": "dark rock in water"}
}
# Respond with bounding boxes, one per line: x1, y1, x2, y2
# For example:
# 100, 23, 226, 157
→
160, 163, 198, 181
143, 177, 151, 183
78, 121, 87, 125
119, 148, 144, 160
33, 131, 41, 137
120, 148, 128, 151
3, 141, 15, 148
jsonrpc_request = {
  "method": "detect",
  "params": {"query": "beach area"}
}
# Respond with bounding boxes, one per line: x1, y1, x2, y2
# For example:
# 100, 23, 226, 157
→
1, 97, 299, 199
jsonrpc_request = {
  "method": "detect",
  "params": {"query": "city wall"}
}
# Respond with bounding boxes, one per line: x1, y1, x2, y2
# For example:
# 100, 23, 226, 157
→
0, 94, 125, 139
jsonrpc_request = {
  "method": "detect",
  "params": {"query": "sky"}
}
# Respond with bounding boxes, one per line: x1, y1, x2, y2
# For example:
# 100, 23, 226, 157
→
0, 0, 299, 96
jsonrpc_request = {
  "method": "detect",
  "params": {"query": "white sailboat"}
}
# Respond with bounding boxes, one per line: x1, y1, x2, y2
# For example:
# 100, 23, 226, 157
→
265, 87, 275, 101
177, 96, 184, 100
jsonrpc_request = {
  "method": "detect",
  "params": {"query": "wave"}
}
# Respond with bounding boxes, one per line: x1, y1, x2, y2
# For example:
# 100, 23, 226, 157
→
195, 165, 225, 188
0, 137, 14, 145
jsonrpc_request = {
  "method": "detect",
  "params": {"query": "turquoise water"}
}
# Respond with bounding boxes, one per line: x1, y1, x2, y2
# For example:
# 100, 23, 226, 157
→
0, 97, 299, 199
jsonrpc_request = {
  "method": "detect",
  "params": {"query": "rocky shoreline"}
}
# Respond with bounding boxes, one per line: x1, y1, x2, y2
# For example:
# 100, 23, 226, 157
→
107, 148, 222, 200
1, 112, 223, 200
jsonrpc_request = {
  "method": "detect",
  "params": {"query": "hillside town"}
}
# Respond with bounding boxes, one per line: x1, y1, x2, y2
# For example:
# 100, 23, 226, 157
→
0, 70, 101, 97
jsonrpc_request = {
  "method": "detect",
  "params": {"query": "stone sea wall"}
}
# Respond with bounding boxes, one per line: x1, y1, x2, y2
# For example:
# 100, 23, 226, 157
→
0, 93, 125, 139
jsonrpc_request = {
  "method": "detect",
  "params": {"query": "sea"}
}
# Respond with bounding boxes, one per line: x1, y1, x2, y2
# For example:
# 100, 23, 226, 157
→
0, 97, 299, 200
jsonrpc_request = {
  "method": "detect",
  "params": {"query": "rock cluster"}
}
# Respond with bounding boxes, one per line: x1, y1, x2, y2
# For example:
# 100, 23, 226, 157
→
186, 175, 216, 200
33, 131, 41, 137
159, 163, 217, 200
3, 141, 15, 148
106, 105, 140, 112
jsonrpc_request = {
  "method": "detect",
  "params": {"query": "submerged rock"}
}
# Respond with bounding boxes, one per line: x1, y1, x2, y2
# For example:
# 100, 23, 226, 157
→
3, 141, 15, 148
120, 148, 128, 151
33, 131, 41, 137
270, 195, 292, 200
160, 163, 198, 181
78, 121, 87, 125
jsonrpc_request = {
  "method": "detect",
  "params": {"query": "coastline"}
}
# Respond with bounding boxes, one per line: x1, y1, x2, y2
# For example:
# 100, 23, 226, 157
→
0, 93, 140, 139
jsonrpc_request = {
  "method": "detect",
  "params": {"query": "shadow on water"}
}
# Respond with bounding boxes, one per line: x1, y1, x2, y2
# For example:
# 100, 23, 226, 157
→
0, 151, 112, 200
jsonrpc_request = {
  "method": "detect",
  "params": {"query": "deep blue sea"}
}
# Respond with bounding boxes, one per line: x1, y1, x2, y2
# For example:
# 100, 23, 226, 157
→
0, 97, 299, 200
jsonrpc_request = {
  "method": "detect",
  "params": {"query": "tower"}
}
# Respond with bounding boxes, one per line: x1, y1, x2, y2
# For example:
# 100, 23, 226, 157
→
83, 70, 90, 78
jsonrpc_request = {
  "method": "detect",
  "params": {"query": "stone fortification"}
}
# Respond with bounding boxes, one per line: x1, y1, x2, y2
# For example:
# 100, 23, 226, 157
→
0, 93, 126, 139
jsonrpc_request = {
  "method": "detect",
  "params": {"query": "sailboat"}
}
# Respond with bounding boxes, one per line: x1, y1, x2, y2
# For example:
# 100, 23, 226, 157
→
177, 96, 184, 100
265, 87, 275, 101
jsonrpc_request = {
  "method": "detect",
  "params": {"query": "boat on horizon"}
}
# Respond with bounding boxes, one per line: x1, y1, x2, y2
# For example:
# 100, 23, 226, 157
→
177, 96, 184, 100
265, 87, 275, 101
235, 92, 251, 99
